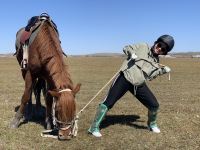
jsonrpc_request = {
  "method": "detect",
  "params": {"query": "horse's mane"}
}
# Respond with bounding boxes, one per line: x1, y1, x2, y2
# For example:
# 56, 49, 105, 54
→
29, 21, 73, 90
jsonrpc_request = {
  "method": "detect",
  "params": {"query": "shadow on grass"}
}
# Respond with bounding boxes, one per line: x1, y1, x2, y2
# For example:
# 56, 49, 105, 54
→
15, 104, 46, 128
100, 114, 147, 130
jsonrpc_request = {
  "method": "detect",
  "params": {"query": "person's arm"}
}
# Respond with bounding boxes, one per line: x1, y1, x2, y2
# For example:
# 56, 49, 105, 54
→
148, 65, 171, 80
159, 66, 171, 75
123, 45, 138, 60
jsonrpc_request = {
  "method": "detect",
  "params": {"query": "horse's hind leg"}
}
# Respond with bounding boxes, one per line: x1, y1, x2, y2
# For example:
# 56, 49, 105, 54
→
33, 78, 45, 119
25, 89, 33, 121
10, 71, 33, 128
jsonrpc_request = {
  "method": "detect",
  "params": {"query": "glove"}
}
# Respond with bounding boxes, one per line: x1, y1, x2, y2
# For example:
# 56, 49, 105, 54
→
131, 53, 138, 59
127, 51, 137, 60
163, 66, 171, 73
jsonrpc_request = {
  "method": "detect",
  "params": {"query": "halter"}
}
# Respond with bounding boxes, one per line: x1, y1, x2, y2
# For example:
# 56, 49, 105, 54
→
52, 88, 78, 136
58, 88, 72, 93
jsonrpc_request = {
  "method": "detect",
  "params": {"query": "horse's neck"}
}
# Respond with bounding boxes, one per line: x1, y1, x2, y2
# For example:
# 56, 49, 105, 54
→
49, 65, 72, 90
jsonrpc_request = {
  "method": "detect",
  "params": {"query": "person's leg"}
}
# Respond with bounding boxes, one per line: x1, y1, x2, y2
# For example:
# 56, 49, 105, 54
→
102, 73, 132, 109
129, 83, 160, 133
88, 72, 131, 137
88, 103, 108, 137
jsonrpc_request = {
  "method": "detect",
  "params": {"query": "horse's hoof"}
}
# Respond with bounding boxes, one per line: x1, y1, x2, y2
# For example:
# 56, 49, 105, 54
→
10, 118, 20, 129
10, 112, 23, 129
46, 122, 53, 130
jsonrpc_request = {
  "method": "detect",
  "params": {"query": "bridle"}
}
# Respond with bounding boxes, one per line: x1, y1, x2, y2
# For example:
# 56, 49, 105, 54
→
52, 88, 78, 136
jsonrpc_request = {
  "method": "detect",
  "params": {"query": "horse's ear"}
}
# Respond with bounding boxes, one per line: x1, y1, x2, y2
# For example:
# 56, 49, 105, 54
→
73, 83, 81, 95
48, 90, 60, 98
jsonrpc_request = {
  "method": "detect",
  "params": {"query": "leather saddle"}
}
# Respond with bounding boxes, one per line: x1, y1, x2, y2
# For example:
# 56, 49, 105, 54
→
20, 13, 58, 45
15, 13, 59, 69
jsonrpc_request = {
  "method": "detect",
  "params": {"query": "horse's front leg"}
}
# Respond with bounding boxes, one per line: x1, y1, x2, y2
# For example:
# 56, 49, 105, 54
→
45, 92, 53, 130
10, 70, 33, 128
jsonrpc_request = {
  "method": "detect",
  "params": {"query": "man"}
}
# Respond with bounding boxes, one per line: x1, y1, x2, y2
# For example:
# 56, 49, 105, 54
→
88, 35, 175, 137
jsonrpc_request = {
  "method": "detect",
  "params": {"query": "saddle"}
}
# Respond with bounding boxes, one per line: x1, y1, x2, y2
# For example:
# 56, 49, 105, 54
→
16, 13, 58, 69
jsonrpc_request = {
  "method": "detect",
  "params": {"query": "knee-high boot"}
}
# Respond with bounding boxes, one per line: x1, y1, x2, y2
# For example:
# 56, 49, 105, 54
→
147, 109, 160, 133
88, 103, 108, 137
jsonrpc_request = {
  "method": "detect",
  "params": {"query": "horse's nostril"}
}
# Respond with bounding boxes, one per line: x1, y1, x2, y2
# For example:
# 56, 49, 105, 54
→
58, 134, 65, 140
58, 134, 71, 141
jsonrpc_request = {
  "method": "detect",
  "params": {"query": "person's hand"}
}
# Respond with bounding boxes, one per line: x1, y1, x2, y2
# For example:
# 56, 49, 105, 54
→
131, 53, 138, 59
163, 66, 171, 73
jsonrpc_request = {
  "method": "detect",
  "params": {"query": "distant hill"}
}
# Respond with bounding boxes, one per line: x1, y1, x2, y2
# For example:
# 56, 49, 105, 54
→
83, 53, 124, 57
171, 52, 200, 55
0, 53, 14, 57
1, 52, 200, 58
170, 52, 200, 58
76, 52, 200, 58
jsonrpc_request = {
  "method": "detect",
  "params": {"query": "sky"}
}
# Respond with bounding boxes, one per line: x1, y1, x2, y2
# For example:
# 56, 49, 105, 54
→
0, 0, 199, 55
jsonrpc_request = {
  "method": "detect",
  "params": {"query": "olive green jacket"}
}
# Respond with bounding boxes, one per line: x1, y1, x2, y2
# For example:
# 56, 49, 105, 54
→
120, 43, 167, 86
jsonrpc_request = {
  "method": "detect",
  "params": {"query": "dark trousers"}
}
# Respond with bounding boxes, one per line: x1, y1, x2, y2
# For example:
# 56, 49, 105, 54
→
103, 72, 159, 111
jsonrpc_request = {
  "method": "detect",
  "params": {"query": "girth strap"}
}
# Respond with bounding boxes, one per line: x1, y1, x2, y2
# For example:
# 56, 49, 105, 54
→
21, 43, 28, 69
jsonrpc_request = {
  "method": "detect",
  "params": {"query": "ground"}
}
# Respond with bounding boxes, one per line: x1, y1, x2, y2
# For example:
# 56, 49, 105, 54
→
0, 57, 199, 149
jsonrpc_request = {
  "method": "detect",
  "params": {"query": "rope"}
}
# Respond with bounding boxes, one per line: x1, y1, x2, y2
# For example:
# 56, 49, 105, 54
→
40, 57, 171, 139
168, 72, 171, 81
76, 61, 171, 116
52, 98, 56, 127
76, 70, 120, 116
41, 129, 58, 139
158, 63, 171, 81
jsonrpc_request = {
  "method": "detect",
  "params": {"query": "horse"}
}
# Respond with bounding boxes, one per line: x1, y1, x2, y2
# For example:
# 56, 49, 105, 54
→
10, 15, 81, 140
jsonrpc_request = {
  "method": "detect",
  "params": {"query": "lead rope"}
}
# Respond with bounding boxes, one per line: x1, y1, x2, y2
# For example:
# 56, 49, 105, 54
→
76, 59, 155, 116
70, 70, 120, 137
76, 61, 171, 116
52, 98, 56, 127
76, 70, 120, 117
41, 60, 170, 138
159, 63, 171, 81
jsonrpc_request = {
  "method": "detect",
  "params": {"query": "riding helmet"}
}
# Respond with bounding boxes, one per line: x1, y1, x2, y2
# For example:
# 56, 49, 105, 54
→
156, 35, 175, 54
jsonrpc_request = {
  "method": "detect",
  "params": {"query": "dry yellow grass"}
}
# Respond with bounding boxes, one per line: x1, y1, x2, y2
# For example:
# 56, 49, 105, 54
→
0, 56, 200, 149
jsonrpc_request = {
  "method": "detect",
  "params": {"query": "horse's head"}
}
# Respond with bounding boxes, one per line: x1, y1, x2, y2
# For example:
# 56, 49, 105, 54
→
48, 83, 81, 140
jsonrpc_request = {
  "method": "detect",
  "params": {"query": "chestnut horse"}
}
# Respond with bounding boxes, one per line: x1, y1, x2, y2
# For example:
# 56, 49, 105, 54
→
10, 16, 81, 140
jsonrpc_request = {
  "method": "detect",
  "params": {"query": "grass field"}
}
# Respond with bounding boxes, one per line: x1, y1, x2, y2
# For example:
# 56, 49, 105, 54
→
0, 56, 200, 149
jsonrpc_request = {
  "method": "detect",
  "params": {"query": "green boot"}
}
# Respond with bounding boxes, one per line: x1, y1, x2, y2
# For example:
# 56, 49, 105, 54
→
147, 110, 160, 133
88, 103, 108, 137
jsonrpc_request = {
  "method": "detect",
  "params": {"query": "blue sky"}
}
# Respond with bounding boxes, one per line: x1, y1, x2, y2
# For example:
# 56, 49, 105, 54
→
0, 0, 199, 55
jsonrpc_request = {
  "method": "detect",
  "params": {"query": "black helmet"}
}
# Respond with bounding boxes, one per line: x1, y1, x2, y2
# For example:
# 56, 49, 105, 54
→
156, 35, 174, 54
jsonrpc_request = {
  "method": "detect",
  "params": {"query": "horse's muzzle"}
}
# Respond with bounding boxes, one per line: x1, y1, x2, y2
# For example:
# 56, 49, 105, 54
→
58, 132, 72, 141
